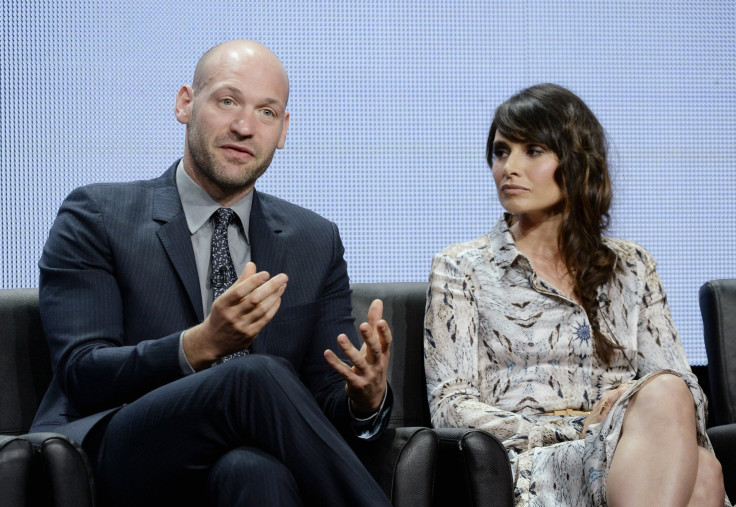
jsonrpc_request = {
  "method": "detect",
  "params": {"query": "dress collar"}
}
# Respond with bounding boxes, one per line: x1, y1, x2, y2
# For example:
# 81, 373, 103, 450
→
489, 213, 530, 274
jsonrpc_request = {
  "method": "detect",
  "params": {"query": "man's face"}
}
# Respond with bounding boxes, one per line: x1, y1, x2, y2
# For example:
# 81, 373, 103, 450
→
176, 46, 289, 202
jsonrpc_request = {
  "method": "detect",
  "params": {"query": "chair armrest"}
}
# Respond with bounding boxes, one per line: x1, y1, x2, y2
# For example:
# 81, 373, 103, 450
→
25, 432, 96, 507
353, 427, 438, 507
707, 424, 736, 501
0, 434, 33, 507
434, 428, 513, 507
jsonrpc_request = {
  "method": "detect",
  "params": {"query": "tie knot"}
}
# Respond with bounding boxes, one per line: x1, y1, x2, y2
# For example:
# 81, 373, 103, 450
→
213, 208, 236, 228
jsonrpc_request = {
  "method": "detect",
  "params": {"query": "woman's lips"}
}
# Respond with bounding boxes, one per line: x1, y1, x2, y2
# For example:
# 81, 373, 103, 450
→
500, 183, 528, 195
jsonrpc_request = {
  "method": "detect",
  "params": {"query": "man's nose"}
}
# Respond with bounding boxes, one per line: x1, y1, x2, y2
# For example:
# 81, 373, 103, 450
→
231, 112, 255, 137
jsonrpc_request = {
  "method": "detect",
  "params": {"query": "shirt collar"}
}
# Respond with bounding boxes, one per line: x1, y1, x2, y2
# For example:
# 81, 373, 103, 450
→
491, 213, 620, 280
175, 160, 252, 243
489, 213, 530, 274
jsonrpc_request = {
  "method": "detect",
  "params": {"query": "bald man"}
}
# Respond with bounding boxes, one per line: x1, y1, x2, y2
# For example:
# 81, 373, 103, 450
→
32, 40, 393, 506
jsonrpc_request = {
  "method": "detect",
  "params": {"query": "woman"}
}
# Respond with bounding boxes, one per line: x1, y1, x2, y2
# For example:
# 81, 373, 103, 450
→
424, 83, 726, 506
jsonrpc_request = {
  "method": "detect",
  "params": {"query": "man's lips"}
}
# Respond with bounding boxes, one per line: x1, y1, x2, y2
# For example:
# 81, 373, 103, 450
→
221, 144, 254, 158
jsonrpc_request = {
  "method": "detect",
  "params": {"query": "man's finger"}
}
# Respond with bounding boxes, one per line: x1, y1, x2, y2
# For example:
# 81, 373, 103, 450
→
241, 261, 257, 280
377, 320, 392, 349
366, 299, 383, 327
359, 322, 383, 359
226, 268, 271, 302
334, 333, 369, 369
246, 273, 288, 304
235, 281, 286, 324
232, 272, 288, 307
324, 349, 358, 380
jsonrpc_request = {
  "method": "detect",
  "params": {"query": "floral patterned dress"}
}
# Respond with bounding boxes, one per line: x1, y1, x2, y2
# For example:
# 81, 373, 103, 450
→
424, 215, 728, 506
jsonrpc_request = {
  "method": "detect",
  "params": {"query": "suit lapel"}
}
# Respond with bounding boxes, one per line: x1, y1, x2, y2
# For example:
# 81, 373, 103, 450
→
152, 163, 204, 322
249, 191, 289, 353
249, 190, 288, 279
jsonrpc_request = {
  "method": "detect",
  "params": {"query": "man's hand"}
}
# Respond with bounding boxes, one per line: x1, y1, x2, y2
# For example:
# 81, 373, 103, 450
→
324, 299, 391, 417
183, 262, 288, 370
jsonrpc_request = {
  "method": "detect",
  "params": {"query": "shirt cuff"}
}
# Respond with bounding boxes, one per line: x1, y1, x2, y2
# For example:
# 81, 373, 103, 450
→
348, 388, 390, 440
178, 331, 196, 375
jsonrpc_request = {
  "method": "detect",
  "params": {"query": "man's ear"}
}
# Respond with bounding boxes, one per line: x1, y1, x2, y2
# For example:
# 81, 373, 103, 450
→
175, 85, 194, 125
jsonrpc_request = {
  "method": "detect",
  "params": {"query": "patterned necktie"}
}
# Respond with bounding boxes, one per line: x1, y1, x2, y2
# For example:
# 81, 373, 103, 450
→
210, 207, 238, 301
210, 208, 249, 362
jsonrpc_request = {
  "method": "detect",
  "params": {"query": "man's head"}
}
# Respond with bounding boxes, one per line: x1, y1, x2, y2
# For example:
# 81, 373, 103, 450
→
175, 40, 290, 205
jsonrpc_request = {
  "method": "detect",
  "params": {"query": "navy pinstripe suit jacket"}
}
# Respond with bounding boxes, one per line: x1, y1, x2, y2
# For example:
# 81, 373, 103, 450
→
31, 161, 366, 444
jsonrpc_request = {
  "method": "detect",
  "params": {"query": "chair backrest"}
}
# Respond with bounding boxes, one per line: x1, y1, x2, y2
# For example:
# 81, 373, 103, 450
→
350, 282, 430, 428
699, 279, 736, 426
0, 288, 52, 435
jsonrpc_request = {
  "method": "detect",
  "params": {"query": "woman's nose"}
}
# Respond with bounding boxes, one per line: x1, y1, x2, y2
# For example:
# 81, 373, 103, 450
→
502, 152, 521, 176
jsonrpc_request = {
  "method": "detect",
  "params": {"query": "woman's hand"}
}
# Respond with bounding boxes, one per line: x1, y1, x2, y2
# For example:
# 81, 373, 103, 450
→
581, 382, 635, 437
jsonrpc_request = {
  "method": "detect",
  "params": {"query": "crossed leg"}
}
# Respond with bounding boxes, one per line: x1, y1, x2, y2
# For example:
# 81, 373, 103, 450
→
607, 374, 724, 506
86, 355, 390, 507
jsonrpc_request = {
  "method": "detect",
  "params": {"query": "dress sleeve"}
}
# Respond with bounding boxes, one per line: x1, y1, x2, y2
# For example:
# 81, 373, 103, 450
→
633, 248, 712, 446
424, 252, 584, 453
634, 249, 693, 377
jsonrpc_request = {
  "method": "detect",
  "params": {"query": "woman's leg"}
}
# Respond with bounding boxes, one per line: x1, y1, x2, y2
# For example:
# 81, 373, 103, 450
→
607, 374, 723, 507
687, 447, 725, 506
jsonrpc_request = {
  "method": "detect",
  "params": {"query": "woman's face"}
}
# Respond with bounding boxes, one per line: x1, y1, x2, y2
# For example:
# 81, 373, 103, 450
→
491, 131, 562, 219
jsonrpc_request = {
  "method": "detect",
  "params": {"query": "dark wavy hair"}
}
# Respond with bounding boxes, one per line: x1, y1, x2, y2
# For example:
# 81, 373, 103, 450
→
486, 83, 621, 365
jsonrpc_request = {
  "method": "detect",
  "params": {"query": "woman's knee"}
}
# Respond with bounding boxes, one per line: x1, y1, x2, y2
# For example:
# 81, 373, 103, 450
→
635, 374, 693, 413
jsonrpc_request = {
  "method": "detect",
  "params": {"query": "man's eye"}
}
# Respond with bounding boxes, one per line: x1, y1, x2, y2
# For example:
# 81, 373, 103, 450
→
221, 98, 234, 106
261, 109, 274, 117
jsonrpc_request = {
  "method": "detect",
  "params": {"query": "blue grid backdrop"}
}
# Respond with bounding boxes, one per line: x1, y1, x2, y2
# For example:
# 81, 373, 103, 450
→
2, 1, 734, 365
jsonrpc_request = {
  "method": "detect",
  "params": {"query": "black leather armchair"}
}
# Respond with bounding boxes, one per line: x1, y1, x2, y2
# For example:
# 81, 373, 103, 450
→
700, 279, 736, 500
0, 288, 96, 507
0, 434, 34, 507
351, 283, 514, 507
0, 287, 439, 506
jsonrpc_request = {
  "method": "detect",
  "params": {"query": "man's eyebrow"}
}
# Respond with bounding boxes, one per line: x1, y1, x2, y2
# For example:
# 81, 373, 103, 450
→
212, 85, 284, 108
210, 84, 243, 97
259, 97, 285, 108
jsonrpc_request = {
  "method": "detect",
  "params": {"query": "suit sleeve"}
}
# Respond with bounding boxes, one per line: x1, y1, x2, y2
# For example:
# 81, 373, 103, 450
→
39, 186, 186, 416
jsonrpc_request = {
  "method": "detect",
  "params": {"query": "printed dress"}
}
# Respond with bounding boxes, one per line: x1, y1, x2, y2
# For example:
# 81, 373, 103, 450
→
424, 215, 728, 506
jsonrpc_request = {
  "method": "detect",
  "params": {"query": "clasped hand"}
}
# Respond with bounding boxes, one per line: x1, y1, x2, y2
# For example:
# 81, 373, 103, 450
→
324, 299, 392, 417
581, 381, 636, 436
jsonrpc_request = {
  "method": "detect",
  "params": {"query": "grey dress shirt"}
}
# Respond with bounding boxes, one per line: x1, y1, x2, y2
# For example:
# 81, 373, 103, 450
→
175, 160, 252, 373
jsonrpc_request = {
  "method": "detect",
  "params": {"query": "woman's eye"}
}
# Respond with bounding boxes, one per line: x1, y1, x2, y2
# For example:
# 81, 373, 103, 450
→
528, 146, 545, 156
493, 149, 508, 159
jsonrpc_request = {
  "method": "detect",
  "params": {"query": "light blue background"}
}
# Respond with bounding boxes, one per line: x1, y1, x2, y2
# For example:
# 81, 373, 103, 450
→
2, 1, 734, 364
